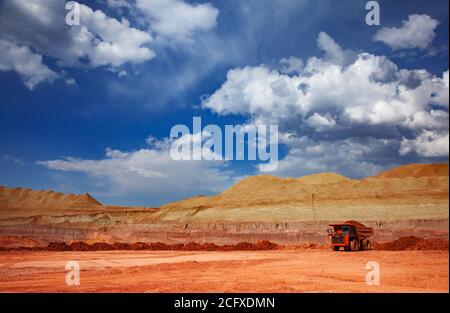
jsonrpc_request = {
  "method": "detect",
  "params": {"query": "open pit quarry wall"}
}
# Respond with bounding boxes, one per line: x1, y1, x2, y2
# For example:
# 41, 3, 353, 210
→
0, 216, 448, 247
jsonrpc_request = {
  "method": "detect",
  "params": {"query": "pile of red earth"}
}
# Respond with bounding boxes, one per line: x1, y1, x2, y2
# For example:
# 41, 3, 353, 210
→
374, 236, 449, 251
0, 240, 278, 252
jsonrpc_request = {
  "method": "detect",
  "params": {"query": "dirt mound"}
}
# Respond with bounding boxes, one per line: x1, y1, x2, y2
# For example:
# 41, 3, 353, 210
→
217, 174, 315, 201
70, 242, 92, 251
90, 242, 112, 251
374, 163, 448, 179
375, 236, 449, 251
215, 241, 278, 251
157, 162, 448, 222
1, 240, 278, 251
3, 238, 448, 252
0, 186, 157, 219
0, 186, 103, 219
48, 242, 71, 251
0, 186, 101, 209
254, 240, 278, 250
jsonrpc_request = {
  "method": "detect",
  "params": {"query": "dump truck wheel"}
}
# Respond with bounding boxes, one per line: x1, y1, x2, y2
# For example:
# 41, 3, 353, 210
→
350, 239, 359, 251
333, 246, 340, 251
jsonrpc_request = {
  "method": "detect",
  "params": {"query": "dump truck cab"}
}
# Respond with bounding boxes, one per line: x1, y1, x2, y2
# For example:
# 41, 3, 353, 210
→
327, 220, 373, 251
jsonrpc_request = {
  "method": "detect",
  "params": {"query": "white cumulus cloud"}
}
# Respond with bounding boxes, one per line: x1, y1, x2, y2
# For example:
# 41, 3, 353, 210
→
203, 40, 448, 130
202, 32, 449, 175
76, 4, 154, 67
279, 56, 304, 75
306, 113, 337, 132
374, 14, 439, 50
0, 0, 155, 88
400, 131, 449, 157
0, 39, 58, 90
135, 0, 219, 42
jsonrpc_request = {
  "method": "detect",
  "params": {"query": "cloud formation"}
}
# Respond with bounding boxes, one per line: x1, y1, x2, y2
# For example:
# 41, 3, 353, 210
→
135, 0, 219, 42
0, 0, 220, 90
39, 134, 234, 205
202, 32, 449, 177
400, 131, 449, 157
373, 14, 439, 50
272, 135, 390, 178
0, 39, 58, 90
0, 1, 154, 70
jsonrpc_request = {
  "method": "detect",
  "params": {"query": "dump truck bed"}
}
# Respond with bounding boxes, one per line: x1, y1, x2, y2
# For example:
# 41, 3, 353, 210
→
328, 220, 374, 237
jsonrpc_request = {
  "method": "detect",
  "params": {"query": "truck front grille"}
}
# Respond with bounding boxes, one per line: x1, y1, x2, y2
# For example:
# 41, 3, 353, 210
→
332, 236, 344, 244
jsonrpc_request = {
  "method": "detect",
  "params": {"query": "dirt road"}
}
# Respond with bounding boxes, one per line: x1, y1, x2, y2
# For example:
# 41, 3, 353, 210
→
0, 250, 447, 292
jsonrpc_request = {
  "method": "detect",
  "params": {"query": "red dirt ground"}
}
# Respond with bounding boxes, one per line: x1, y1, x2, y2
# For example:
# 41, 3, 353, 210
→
0, 249, 447, 292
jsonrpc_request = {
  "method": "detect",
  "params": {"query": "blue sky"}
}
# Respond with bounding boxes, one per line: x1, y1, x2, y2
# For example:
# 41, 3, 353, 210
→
0, 0, 448, 206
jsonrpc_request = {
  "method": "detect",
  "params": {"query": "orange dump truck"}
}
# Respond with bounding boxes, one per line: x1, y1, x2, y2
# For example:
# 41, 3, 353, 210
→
327, 220, 374, 251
